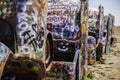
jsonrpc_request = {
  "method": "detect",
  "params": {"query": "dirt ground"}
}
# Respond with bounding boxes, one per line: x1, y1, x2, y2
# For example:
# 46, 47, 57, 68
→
88, 27, 120, 80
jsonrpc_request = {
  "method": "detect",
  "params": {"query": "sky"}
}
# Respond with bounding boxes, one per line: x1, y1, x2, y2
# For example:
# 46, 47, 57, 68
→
89, 0, 120, 26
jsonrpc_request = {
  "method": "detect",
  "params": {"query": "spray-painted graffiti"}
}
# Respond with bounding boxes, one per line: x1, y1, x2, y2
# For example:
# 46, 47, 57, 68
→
88, 8, 99, 28
0, 42, 9, 64
47, 1, 80, 40
46, 61, 76, 80
16, 0, 47, 59
0, 42, 11, 78
88, 8, 98, 19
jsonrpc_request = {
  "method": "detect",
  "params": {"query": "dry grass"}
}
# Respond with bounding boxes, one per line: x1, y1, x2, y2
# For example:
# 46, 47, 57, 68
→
114, 27, 120, 43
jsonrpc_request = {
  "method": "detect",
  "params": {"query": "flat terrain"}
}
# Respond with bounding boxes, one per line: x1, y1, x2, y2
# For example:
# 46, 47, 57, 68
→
88, 27, 120, 80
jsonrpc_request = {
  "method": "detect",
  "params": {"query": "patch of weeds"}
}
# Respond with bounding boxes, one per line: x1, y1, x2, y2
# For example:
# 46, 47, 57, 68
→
84, 70, 94, 80
84, 77, 91, 80
99, 56, 106, 64
110, 48, 114, 53
96, 57, 106, 64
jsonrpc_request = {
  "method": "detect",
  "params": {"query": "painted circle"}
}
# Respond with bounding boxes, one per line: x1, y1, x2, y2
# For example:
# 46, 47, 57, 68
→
18, 22, 28, 30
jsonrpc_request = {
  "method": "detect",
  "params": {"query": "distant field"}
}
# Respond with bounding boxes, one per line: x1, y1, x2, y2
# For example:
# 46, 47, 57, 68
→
114, 27, 120, 42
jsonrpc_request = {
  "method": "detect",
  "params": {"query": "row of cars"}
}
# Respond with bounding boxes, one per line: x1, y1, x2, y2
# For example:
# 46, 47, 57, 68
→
0, 0, 115, 80
87, 5, 116, 65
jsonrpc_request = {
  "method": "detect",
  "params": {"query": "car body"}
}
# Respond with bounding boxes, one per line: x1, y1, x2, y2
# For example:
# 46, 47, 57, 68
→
47, 0, 82, 79
0, 0, 53, 80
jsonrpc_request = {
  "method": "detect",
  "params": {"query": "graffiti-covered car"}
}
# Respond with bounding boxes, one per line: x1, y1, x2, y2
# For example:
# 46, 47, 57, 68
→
88, 8, 98, 64
87, 36, 96, 65
104, 14, 115, 54
47, 0, 82, 79
88, 6, 104, 62
0, 0, 53, 80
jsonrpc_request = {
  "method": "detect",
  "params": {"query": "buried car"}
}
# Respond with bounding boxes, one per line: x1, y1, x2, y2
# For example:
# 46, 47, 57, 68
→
0, 0, 53, 80
87, 36, 96, 65
46, 0, 84, 80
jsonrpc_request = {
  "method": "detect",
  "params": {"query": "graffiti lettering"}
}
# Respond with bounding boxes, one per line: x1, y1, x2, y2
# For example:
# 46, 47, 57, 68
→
16, 1, 33, 54
32, 24, 44, 49
17, 12, 28, 23
20, 45, 30, 55
18, 21, 29, 30
32, 24, 37, 33
16, 1, 45, 57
